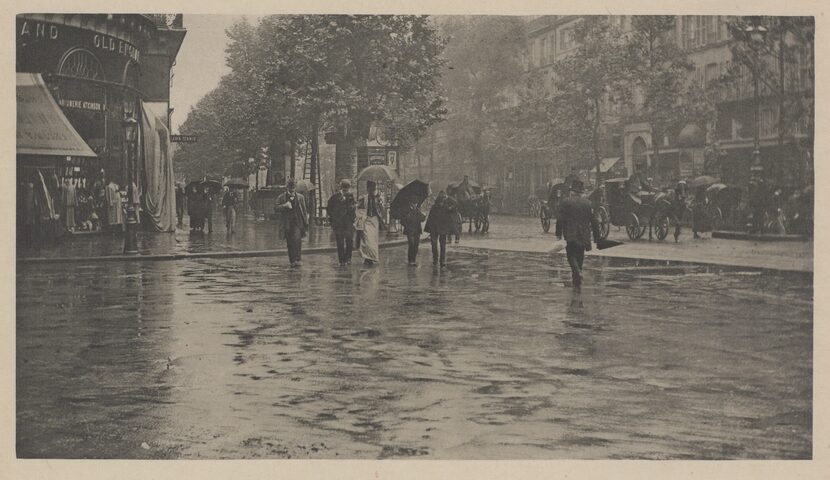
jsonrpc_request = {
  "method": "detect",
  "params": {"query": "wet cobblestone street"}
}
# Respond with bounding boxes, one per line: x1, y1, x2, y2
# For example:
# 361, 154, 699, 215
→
16, 248, 812, 459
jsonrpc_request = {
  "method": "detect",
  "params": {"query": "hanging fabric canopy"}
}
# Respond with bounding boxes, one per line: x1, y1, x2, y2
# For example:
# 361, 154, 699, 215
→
140, 101, 176, 232
16, 73, 96, 158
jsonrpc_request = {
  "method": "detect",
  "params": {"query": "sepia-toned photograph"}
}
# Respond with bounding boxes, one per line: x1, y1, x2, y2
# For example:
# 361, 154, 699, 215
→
14, 10, 815, 465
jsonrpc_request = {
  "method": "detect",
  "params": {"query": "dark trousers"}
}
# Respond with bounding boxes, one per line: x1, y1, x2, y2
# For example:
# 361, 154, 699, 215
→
430, 234, 447, 265
335, 229, 354, 264
407, 234, 420, 263
286, 226, 303, 263
565, 241, 586, 286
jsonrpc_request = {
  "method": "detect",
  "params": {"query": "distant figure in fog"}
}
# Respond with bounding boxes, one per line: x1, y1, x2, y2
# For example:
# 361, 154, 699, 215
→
276, 179, 308, 267
425, 191, 454, 267
556, 180, 600, 288
327, 179, 357, 266
401, 201, 426, 266
672, 180, 688, 243
222, 187, 238, 235
692, 186, 709, 239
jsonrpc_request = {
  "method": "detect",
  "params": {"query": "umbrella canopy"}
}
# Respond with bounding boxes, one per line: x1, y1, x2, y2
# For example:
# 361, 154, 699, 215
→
294, 179, 316, 193
688, 175, 720, 188
357, 165, 397, 183
201, 179, 223, 193
706, 183, 727, 195
390, 180, 430, 219
224, 177, 249, 189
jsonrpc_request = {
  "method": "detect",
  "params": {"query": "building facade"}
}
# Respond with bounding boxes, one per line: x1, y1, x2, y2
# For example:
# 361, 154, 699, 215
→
16, 14, 186, 238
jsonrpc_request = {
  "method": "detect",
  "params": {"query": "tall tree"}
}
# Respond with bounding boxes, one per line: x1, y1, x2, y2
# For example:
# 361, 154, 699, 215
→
225, 15, 447, 182
435, 15, 527, 182
550, 17, 632, 185
725, 16, 814, 183
623, 16, 716, 179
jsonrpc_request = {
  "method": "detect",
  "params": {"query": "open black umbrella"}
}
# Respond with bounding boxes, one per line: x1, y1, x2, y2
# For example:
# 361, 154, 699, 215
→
224, 177, 249, 189
390, 179, 430, 219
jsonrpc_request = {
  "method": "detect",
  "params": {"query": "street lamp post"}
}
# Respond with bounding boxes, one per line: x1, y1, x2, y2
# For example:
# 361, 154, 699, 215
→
745, 20, 768, 233
122, 113, 139, 255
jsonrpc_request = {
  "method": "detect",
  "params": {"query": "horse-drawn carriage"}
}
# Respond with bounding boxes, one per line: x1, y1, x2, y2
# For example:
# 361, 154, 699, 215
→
539, 182, 611, 239
598, 177, 672, 241
447, 180, 490, 233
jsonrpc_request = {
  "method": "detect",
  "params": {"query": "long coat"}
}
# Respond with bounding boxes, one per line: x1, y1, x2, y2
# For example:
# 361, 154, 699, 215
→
555, 195, 600, 250
424, 200, 456, 236
327, 191, 356, 232
401, 205, 426, 236
276, 191, 309, 238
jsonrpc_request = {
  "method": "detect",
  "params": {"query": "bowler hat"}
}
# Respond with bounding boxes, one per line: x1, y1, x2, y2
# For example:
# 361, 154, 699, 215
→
286, 178, 296, 188
570, 179, 585, 193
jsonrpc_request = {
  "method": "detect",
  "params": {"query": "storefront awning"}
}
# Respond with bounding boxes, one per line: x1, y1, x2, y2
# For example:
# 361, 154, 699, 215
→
17, 73, 96, 158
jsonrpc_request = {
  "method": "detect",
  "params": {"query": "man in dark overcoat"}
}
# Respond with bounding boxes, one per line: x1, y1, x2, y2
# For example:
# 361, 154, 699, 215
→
327, 179, 357, 266
276, 179, 309, 267
555, 180, 600, 288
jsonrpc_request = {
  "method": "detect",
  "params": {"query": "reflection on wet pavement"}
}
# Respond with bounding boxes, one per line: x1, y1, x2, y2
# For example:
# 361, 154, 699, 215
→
18, 211, 338, 258
16, 250, 812, 459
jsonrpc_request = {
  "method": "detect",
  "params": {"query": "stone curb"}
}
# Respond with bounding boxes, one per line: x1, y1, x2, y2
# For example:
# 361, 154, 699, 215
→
711, 230, 809, 242
18, 237, 419, 264
450, 245, 812, 274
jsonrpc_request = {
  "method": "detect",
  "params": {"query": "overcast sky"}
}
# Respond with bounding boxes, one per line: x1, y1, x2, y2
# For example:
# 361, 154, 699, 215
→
169, 15, 259, 133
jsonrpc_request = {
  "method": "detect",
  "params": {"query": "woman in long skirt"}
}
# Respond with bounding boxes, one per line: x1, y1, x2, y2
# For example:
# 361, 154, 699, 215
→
358, 181, 385, 265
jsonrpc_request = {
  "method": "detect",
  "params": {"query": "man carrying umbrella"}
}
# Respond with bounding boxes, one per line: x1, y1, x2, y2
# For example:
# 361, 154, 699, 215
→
276, 179, 309, 267
327, 179, 357, 266
555, 180, 600, 288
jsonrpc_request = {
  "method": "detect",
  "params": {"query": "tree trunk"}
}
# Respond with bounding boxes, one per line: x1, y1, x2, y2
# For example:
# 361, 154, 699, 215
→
778, 21, 789, 183
593, 97, 601, 187
429, 134, 435, 180
289, 140, 296, 180
334, 125, 355, 183
310, 124, 320, 218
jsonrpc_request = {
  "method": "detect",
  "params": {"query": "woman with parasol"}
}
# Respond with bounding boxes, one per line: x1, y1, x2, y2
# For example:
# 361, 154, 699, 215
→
357, 181, 385, 266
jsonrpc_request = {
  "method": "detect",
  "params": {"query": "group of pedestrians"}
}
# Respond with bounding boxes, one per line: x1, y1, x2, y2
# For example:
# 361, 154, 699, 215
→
322, 179, 459, 268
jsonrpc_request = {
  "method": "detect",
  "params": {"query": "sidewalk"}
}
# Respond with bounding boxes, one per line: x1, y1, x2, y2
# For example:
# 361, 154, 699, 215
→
454, 215, 813, 273
17, 211, 407, 263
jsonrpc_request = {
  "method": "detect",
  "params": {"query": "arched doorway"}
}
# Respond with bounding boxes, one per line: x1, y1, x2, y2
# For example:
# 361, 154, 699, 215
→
632, 136, 648, 175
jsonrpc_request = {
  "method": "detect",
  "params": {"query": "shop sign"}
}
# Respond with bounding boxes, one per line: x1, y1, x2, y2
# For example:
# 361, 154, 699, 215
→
18, 21, 59, 40
92, 34, 140, 63
171, 134, 198, 143
58, 98, 103, 111
18, 19, 140, 63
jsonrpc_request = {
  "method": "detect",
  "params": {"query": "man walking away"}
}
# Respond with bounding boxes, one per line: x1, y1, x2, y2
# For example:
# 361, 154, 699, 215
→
555, 180, 600, 288
425, 191, 454, 267
222, 187, 238, 234
327, 179, 357, 266
276, 179, 309, 267
401, 201, 426, 266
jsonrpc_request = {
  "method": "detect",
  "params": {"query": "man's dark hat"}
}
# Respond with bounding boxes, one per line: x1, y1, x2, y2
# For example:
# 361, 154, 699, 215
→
570, 179, 585, 193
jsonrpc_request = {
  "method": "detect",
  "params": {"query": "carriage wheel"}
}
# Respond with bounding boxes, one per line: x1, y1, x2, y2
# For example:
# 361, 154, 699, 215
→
541, 216, 551, 233
654, 213, 670, 241
597, 206, 610, 240
626, 213, 643, 240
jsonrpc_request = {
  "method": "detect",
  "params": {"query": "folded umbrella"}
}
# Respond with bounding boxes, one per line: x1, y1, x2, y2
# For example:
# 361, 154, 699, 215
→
596, 238, 624, 250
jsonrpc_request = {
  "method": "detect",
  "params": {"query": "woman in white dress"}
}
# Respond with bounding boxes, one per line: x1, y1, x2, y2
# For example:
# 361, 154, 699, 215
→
357, 181, 385, 265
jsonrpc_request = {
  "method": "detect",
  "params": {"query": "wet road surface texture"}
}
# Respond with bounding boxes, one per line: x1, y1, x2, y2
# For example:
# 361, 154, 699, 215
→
17, 250, 812, 459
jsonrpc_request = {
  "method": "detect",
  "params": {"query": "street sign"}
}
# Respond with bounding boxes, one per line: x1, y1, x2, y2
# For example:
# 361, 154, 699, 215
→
171, 134, 198, 143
